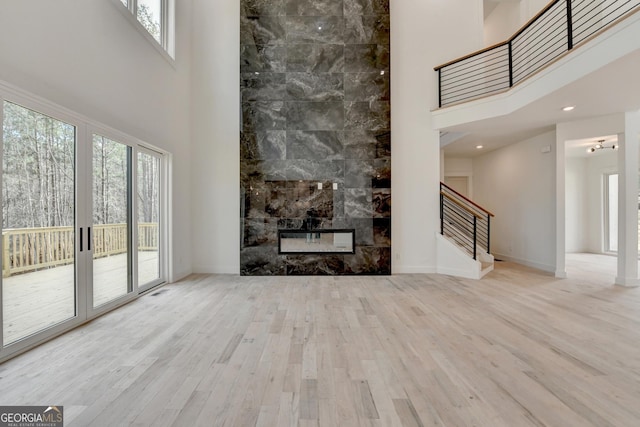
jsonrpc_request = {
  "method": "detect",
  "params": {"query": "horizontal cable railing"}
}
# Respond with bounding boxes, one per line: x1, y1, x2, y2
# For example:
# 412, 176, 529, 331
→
440, 182, 494, 260
439, 43, 511, 107
2, 223, 159, 277
512, 0, 567, 84
435, 0, 640, 107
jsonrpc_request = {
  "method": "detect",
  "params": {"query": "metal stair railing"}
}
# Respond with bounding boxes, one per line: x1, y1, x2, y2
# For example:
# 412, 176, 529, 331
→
440, 182, 495, 260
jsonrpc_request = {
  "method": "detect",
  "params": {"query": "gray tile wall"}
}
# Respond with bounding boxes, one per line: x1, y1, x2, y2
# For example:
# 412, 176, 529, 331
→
240, 0, 391, 275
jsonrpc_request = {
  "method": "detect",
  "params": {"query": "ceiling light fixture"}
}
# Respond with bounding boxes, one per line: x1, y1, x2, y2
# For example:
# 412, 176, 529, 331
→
476, 145, 483, 149
587, 139, 618, 153
562, 106, 575, 112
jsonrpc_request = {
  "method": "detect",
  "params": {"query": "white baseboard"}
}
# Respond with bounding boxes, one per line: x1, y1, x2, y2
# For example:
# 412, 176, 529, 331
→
493, 253, 554, 273
169, 269, 193, 283
436, 265, 481, 279
191, 265, 239, 275
615, 276, 640, 287
392, 265, 437, 274
555, 270, 567, 279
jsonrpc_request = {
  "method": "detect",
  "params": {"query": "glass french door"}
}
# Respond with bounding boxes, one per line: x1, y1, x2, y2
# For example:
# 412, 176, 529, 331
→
1, 95, 166, 358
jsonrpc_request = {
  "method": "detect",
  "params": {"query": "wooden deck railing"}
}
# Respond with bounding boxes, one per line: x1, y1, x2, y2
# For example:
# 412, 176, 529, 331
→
2, 223, 158, 277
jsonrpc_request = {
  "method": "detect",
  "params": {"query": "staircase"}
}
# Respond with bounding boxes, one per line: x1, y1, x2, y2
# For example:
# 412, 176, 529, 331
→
437, 182, 495, 279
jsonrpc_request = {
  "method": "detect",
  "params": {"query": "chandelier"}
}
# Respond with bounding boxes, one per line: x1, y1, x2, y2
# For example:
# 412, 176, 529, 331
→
587, 139, 618, 153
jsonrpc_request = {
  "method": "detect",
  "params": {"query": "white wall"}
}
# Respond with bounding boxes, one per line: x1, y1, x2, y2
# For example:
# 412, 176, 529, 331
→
443, 157, 474, 196
484, 1, 522, 45
473, 130, 556, 272
520, 0, 551, 21
484, 0, 550, 45
190, 0, 240, 274
444, 158, 474, 176
565, 157, 589, 252
0, 0, 193, 281
391, 0, 483, 273
189, 0, 484, 274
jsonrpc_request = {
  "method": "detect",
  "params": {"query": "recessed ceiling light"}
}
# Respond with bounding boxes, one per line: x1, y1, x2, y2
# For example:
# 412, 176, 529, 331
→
476, 145, 483, 149
562, 106, 575, 112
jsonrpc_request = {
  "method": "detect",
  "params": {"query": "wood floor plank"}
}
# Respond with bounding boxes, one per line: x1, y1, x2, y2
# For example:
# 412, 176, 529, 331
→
392, 399, 424, 427
317, 398, 338, 427
299, 379, 319, 420
1, 258, 640, 426
276, 392, 299, 427
355, 380, 379, 420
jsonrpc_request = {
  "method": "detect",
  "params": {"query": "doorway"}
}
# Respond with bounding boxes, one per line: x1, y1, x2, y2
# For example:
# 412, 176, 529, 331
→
444, 176, 470, 198
563, 137, 618, 281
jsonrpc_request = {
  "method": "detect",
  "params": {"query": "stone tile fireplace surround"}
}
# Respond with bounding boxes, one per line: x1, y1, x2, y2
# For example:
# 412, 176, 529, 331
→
240, 0, 391, 275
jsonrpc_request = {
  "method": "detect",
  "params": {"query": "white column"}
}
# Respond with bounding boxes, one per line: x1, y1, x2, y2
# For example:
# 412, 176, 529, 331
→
615, 111, 640, 287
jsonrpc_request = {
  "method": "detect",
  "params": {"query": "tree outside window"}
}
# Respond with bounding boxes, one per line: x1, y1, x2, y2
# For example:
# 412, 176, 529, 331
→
118, 0, 170, 55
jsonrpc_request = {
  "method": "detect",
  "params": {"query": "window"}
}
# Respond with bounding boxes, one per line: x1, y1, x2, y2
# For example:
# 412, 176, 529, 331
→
605, 173, 618, 253
605, 173, 640, 254
117, 0, 174, 59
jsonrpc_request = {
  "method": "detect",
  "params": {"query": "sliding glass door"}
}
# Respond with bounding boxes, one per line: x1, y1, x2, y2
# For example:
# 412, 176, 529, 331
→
137, 148, 163, 290
2, 101, 77, 345
92, 135, 132, 308
1, 94, 167, 358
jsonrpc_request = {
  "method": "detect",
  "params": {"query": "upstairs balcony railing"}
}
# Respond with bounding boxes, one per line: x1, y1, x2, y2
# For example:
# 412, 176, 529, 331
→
440, 182, 494, 260
435, 0, 640, 107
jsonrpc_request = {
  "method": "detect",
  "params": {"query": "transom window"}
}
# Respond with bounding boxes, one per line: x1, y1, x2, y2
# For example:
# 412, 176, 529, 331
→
119, 0, 174, 59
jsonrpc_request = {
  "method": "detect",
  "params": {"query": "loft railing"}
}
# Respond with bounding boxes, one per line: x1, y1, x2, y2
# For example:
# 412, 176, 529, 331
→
435, 0, 640, 107
440, 182, 494, 260
1, 223, 158, 277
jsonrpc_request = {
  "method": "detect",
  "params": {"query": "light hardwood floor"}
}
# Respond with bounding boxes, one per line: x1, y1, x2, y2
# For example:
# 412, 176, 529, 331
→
1, 260, 640, 426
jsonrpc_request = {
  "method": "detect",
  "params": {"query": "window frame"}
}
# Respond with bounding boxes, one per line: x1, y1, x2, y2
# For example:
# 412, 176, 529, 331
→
136, 146, 167, 292
604, 172, 619, 254
112, 0, 175, 62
